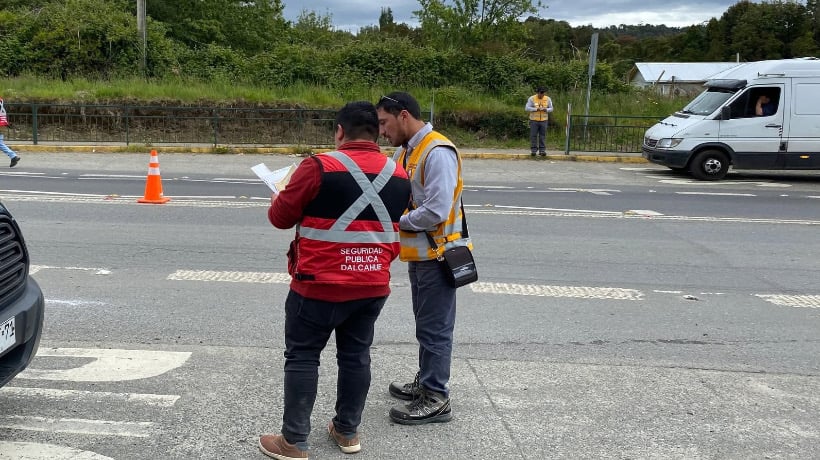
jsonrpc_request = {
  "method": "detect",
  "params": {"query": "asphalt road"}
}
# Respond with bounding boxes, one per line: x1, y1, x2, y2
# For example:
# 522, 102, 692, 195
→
0, 152, 818, 459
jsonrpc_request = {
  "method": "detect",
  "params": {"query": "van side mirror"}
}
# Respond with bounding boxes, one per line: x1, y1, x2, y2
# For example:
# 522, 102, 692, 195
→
720, 106, 731, 120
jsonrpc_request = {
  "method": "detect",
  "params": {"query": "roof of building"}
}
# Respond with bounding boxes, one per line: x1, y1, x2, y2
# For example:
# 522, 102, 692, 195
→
631, 62, 743, 83
707, 58, 820, 80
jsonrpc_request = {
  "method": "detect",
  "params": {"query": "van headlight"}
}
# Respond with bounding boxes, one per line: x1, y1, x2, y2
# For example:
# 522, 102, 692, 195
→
657, 138, 682, 149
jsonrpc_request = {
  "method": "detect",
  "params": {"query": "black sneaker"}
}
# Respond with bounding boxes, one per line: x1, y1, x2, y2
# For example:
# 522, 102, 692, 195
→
389, 388, 452, 425
538, 152, 546, 157
388, 372, 420, 400
10, 156, 20, 167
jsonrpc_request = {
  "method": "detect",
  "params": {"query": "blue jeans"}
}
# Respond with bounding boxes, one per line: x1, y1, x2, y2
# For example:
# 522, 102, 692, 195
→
0, 134, 17, 159
409, 259, 457, 398
281, 290, 386, 446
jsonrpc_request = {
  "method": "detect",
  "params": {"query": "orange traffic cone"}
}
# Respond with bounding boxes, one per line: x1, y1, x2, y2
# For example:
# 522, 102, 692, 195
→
137, 150, 170, 204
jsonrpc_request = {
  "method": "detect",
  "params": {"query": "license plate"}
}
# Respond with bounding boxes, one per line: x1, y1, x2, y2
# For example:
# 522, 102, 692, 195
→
0, 316, 16, 355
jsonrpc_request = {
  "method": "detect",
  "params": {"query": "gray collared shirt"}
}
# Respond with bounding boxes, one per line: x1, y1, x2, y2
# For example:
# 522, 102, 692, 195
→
400, 123, 458, 232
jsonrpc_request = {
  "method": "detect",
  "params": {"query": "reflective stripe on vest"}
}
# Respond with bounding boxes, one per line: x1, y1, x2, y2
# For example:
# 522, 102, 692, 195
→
0, 101, 8, 127
298, 151, 399, 244
395, 131, 467, 261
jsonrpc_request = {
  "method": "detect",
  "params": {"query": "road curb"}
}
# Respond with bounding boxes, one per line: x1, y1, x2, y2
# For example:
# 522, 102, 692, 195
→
9, 144, 648, 163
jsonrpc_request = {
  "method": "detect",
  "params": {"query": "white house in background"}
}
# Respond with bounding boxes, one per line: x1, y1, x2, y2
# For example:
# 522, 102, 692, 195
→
628, 62, 743, 96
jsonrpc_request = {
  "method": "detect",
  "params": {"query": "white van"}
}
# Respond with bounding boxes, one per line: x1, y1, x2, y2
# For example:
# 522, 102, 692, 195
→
642, 58, 820, 180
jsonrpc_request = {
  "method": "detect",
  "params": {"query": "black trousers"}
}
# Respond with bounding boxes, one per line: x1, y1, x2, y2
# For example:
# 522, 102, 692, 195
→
280, 290, 387, 445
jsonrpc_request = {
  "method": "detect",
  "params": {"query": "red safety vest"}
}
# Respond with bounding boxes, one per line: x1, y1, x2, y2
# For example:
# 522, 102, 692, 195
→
0, 99, 8, 127
290, 151, 409, 286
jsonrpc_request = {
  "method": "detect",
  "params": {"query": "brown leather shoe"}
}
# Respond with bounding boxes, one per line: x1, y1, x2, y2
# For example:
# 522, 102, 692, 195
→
258, 434, 308, 460
327, 421, 361, 454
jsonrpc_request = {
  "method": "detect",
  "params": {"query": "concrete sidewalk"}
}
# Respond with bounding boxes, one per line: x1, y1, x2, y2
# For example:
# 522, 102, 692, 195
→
8, 141, 648, 164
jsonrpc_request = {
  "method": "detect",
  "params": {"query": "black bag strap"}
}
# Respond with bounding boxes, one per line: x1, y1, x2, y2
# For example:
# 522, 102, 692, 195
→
423, 200, 468, 252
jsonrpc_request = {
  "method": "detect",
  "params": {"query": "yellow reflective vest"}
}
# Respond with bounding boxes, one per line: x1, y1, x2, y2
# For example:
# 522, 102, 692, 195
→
528, 94, 552, 122
394, 131, 472, 261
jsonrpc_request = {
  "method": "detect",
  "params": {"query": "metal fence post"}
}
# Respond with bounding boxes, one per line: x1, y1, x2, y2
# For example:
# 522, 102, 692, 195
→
212, 109, 219, 147
564, 103, 572, 155
125, 105, 130, 145
32, 104, 39, 145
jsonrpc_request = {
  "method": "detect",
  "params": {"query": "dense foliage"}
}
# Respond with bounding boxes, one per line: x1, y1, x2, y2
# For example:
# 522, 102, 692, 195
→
1, 1, 817, 146
2, 1, 817, 92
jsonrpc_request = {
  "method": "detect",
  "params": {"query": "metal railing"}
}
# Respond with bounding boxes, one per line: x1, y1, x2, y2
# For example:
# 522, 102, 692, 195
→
1, 103, 338, 146
565, 114, 661, 153
2, 102, 663, 153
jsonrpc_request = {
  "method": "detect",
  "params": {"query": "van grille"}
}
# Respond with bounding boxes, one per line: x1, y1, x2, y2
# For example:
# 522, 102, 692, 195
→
644, 137, 658, 148
0, 215, 27, 307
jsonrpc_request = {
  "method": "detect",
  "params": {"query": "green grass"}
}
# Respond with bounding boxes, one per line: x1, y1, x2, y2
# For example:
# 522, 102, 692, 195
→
1, 76, 691, 148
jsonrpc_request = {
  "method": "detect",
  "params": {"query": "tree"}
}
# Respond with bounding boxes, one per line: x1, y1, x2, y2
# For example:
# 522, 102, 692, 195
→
414, 0, 542, 51
146, 0, 287, 54
379, 7, 395, 31
288, 9, 353, 47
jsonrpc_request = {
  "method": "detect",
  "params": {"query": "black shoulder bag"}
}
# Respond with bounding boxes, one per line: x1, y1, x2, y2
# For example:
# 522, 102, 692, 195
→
424, 201, 478, 288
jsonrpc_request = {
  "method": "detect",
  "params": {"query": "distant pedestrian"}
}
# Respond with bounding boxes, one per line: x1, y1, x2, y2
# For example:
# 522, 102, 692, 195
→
0, 97, 21, 167
258, 101, 411, 459
525, 86, 553, 156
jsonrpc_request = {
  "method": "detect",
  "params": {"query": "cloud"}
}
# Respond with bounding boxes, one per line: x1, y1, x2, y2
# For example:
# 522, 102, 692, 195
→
282, 0, 753, 30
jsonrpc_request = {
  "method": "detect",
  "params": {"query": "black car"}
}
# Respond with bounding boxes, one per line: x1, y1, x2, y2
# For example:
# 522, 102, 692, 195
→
0, 200, 44, 387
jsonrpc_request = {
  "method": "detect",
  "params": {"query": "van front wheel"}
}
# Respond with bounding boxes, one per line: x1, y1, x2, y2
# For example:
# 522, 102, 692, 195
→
690, 150, 729, 181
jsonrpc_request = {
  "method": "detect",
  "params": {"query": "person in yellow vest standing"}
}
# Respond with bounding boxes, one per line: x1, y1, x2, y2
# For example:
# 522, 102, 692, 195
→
525, 86, 553, 156
375, 91, 472, 425
0, 97, 21, 167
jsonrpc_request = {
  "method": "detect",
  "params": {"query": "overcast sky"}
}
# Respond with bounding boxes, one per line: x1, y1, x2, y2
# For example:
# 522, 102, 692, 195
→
282, 1, 769, 31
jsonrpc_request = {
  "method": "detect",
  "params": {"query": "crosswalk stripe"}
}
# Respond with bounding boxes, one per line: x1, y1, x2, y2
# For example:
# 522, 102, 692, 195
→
0, 416, 153, 437
0, 442, 113, 459
167, 269, 291, 283
755, 294, 820, 308
470, 282, 644, 300
1, 387, 180, 407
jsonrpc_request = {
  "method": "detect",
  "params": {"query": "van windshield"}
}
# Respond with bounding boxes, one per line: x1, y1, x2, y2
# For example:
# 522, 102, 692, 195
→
679, 88, 736, 116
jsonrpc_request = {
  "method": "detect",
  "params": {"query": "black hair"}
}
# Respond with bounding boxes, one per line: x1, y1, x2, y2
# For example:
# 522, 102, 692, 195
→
335, 101, 379, 142
375, 91, 422, 119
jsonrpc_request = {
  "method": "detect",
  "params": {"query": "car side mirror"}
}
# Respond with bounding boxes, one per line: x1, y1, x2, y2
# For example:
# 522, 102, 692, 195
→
720, 106, 731, 120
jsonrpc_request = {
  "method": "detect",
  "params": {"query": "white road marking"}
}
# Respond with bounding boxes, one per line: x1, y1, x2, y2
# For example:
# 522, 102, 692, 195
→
658, 178, 791, 188
467, 207, 820, 225
0, 416, 153, 438
755, 294, 820, 309
79, 174, 144, 179
30, 265, 111, 275
477, 204, 621, 215
654, 290, 683, 294
46, 299, 107, 307
5, 192, 818, 224
550, 187, 619, 195
18, 348, 191, 382
464, 185, 515, 189
470, 282, 644, 300
809, 196, 820, 199
676, 191, 756, 197
0, 442, 113, 459
168, 269, 291, 284
624, 209, 664, 216
0, 387, 180, 408
0, 193, 266, 208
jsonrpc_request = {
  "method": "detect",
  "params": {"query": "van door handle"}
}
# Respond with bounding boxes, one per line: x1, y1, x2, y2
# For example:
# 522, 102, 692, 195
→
765, 124, 782, 128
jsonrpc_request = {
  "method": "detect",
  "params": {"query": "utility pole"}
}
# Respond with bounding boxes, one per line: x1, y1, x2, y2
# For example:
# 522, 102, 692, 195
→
137, 0, 146, 75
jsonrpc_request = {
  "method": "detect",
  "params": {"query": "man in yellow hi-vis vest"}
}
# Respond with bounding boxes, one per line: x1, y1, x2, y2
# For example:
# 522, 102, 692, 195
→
525, 86, 553, 156
376, 91, 471, 426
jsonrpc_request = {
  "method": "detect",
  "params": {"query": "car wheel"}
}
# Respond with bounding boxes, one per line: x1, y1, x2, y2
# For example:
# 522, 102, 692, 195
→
689, 150, 729, 181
